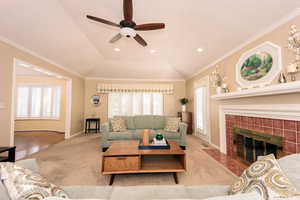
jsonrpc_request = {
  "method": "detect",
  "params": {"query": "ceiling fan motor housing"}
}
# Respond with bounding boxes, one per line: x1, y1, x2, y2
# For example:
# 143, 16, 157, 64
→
120, 27, 136, 37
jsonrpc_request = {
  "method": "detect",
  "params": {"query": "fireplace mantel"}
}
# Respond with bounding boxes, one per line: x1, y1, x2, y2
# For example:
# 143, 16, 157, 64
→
219, 104, 300, 154
211, 81, 300, 100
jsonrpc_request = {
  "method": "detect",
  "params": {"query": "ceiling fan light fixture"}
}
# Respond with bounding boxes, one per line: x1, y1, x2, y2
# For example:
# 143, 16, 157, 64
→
120, 27, 136, 37
150, 49, 157, 54
114, 48, 121, 52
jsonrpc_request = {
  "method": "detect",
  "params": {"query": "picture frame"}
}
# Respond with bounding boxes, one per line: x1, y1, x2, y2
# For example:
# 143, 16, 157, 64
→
236, 41, 282, 88
91, 95, 101, 106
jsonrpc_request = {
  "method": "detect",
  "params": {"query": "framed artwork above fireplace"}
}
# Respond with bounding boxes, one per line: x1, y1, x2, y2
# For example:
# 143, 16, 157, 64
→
236, 42, 282, 88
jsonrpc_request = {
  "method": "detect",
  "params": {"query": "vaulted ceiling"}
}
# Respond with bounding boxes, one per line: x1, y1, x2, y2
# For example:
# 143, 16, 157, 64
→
1, 0, 300, 80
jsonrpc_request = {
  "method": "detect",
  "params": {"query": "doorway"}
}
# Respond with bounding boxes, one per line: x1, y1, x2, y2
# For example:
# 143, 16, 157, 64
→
194, 76, 210, 143
11, 59, 72, 159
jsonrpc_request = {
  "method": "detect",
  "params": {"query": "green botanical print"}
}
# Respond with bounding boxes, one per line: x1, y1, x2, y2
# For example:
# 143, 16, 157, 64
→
241, 52, 273, 81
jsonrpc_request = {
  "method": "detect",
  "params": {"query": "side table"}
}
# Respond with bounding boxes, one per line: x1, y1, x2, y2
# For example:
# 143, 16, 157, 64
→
85, 118, 100, 133
0, 146, 16, 162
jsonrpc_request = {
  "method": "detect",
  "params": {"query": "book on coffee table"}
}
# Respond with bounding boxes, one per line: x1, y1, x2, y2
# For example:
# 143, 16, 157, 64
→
138, 138, 170, 150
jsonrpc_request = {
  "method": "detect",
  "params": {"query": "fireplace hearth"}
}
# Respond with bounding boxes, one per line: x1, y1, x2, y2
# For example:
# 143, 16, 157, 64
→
234, 127, 283, 163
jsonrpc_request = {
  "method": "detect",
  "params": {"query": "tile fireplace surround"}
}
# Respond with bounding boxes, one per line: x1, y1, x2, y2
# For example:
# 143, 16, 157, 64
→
226, 115, 300, 156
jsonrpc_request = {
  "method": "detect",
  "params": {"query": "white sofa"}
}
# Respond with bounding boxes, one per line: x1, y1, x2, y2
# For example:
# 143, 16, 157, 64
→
1, 154, 300, 200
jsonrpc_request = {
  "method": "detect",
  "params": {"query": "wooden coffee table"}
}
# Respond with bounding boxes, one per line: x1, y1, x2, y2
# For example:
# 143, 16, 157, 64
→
101, 141, 186, 185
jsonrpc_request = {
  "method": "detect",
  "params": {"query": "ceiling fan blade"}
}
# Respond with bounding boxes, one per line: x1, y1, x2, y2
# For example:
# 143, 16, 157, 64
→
86, 15, 120, 28
134, 34, 147, 47
123, 0, 133, 20
135, 23, 165, 31
109, 33, 122, 43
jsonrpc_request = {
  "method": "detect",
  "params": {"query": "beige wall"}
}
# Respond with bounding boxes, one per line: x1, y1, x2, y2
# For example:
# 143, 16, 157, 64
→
0, 40, 85, 146
84, 80, 186, 123
186, 15, 300, 147
14, 77, 67, 133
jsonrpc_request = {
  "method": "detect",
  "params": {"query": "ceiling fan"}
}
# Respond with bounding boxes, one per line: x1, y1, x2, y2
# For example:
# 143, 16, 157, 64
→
86, 0, 165, 47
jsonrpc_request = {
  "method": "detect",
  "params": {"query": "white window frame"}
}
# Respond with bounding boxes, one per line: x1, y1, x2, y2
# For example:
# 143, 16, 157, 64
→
15, 84, 62, 120
108, 92, 164, 118
193, 76, 211, 143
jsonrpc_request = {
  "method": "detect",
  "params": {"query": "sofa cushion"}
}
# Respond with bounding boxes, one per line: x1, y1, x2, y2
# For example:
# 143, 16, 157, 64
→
203, 192, 261, 200
229, 154, 300, 200
161, 131, 181, 139
152, 116, 166, 129
278, 154, 300, 191
115, 116, 136, 130
164, 118, 180, 132
134, 115, 154, 129
0, 182, 10, 200
108, 131, 135, 140
110, 186, 189, 200
111, 117, 127, 132
62, 186, 112, 199
0, 162, 69, 200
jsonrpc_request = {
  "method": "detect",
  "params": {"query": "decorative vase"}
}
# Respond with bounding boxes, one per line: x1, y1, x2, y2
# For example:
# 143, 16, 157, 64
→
278, 72, 287, 83
182, 105, 186, 112
216, 87, 222, 94
143, 129, 150, 146
155, 134, 164, 141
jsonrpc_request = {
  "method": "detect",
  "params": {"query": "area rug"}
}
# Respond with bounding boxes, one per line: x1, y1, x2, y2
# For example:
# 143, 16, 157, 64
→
26, 134, 236, 186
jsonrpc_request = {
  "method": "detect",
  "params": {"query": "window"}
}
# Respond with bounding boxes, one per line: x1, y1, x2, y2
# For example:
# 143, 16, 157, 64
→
16, 85, 61, 119
108, 92, 163, 118
195, 87, 206, 132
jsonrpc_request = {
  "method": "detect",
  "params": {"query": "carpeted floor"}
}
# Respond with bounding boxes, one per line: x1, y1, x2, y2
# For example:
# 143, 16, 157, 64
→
27, 134, 236, 186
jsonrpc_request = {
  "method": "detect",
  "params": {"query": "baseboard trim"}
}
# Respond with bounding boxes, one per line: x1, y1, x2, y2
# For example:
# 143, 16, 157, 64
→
209, 142, 220, 150
15, 130, 65, 134
68, 131, 83, 139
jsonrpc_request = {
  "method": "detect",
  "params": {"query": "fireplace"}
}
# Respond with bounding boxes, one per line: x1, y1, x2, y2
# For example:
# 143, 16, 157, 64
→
225, 114, 300, 161
234, 127, 283, 163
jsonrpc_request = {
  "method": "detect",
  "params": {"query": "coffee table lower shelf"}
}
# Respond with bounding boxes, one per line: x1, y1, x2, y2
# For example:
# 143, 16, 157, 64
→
102, 151, 186, 185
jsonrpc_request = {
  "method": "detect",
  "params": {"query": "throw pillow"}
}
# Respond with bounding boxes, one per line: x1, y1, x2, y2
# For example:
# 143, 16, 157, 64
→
229, 154, 300, 200
164, 118, 180, 132
0, 162, 69, 200
111, 117, 127, 132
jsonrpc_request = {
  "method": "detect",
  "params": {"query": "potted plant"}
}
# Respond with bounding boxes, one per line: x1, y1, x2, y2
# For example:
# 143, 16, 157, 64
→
179, 98, 189, 112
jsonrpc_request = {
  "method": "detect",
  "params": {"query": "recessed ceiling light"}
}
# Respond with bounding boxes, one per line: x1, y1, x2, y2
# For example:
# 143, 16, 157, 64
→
114, 48, 120, 52
150, 49, 157, 54
197, 48, 204, 53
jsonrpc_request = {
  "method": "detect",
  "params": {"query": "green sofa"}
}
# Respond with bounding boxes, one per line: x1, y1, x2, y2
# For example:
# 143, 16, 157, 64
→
101, 115, 187, 151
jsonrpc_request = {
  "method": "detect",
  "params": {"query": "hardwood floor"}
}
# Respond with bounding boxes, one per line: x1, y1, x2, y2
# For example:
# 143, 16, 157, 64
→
15, 131, 65, 160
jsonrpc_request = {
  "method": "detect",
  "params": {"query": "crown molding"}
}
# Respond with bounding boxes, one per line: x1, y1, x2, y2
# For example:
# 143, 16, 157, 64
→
0, 36, 84, 78
85, 77, 186, 82
188, 7, 300, 80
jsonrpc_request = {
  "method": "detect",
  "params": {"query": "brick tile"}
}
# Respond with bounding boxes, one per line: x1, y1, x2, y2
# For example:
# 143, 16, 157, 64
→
248, 117, 254, 125
273, 128, 284, 137
254, 118, 262, 126
284, 120, 297, 131
263, 127, 273, 135
248, 124, 254, 130
273, 119, 284, 129
235, 116, 241, 122
297, 144, 300, 153
297, 122, 300, 132
297, 132, 300, 144
263, 118, 273, 128
284, 142, 297, 153
284, 130, 297, 142
241, 116, 248, 123
241, 123, 248, 129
